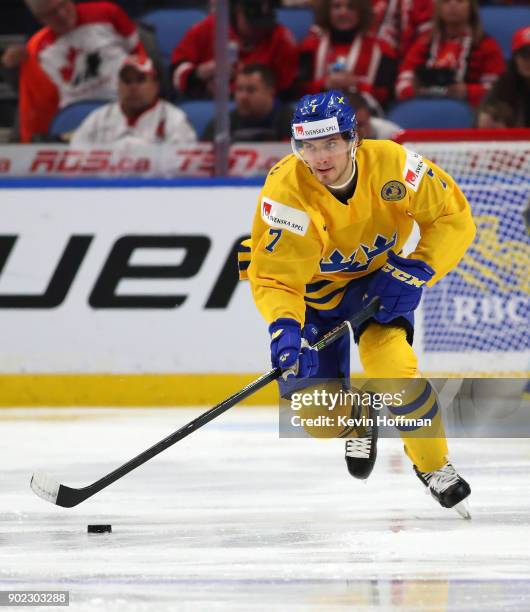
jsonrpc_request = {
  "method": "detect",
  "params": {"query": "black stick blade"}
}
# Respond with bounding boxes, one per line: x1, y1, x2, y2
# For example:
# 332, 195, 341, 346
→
55, 485, 89, 508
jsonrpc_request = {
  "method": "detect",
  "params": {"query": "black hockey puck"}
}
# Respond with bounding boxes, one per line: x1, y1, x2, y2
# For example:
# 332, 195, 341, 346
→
87, 524, 112, 533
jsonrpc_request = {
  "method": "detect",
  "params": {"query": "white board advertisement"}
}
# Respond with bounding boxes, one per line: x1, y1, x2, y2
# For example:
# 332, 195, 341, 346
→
0, 186, 526, 377
0, 187, 268, 373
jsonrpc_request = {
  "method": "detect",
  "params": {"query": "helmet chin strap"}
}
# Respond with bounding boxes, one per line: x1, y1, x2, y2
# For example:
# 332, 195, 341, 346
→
328, 160, 355, 190
328, 142, 357, 190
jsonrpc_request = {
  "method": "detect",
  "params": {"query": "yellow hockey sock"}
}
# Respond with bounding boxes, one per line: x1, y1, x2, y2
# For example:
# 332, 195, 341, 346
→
359, 323, 448, 472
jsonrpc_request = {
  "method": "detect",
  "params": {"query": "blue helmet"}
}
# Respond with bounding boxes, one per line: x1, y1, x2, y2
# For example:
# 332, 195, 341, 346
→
291, 90, 357, 141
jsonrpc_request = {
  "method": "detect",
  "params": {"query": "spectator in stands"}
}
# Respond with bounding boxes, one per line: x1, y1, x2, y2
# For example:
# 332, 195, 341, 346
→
18, 0, 144, 143
475, 99, 516, 128
298, 0, 397, 109
71, 55, 197, 145
371, 0, 433, 60
347, 91, 401, 139
395, 0, 505, 107
483, 26, 530, 128
203, 63, 292, 141
171, 0, 298, 100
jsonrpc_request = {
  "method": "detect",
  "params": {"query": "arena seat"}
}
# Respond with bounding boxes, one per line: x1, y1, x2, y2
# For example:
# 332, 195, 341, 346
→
387, 98, 474, 129
48, 100, 108, 138
140, 8, 207, 65
178, 100, 215, 139
276, 8, 314, 42
480, 6, 530, 59
179, 100, 237, 140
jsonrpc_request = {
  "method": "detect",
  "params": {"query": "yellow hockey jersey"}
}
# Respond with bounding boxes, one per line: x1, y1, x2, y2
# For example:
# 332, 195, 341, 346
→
241, 139, 476, 325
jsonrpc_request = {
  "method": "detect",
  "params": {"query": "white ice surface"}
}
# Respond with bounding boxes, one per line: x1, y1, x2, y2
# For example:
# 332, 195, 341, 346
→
2, 407, 530, 611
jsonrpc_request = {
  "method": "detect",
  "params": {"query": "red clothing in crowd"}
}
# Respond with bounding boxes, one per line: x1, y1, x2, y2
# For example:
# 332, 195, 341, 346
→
396, 31, 505, 107
19, 1, 142, 143
298, 27, 394, 106
171, 14, 298, 98
371, 0, 433, 59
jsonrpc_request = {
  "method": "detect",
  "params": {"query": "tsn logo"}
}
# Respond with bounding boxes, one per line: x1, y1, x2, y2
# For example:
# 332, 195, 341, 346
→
0, 234, 248, 309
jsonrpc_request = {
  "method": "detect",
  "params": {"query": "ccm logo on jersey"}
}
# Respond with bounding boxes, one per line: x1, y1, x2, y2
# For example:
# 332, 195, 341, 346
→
261, 197, 310, 236
382, 262, 427, 287
403, 149, 428, 192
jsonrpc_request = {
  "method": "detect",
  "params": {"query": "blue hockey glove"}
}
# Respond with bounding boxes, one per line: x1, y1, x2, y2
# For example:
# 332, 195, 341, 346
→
363, 251, 435, 324
269, 319, 319, 379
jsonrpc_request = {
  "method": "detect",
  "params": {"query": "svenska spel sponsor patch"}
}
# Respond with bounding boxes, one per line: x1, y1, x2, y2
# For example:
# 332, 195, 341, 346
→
292, 117, 340, 140
403, 149, 428, 192
261, 197, 310, 236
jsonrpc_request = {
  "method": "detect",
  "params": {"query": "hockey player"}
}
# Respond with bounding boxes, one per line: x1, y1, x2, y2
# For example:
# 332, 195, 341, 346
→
239, 90, 475, 517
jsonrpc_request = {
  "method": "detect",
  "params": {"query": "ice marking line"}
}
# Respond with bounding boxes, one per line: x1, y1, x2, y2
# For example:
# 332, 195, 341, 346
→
2, 579, 530, 586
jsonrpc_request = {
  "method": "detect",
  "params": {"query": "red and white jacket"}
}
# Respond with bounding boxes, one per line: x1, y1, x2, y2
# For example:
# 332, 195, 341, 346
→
19, 2, 142, 142
171, 14, 298, 97
371, 0, 433, 59
298, 27, 393, 106
396, 31, 506, 107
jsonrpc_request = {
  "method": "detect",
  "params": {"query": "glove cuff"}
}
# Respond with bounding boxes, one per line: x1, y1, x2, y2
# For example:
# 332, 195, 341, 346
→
268, 318, 301, 336
387, 251, 435, 278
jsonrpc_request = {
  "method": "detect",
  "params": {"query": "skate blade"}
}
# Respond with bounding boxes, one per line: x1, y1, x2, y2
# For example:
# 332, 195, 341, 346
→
453, 500, 471, 520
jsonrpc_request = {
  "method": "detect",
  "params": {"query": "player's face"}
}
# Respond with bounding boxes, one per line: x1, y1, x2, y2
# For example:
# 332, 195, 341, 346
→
329, 0, 359, 31
34, 0, 77, 34
298, 135, 353, 185
118, 68, 159, 117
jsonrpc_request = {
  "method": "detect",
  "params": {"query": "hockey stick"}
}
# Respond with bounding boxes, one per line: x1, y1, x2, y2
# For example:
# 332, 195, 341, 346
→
30, 298, 380, 508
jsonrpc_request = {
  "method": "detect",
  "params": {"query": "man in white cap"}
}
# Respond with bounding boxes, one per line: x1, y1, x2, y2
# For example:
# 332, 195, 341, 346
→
71, 54, 197, 145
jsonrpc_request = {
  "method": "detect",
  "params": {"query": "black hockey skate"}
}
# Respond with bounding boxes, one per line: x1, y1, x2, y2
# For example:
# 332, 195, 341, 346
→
344, 415, 378, 480
414, 461, 471, 519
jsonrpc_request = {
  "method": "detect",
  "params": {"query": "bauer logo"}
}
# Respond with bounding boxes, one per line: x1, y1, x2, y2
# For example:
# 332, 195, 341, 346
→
261, 197, 310, 236
292, 118, 340, 140
403, 149, 427, 192
0, 234, 249, 311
